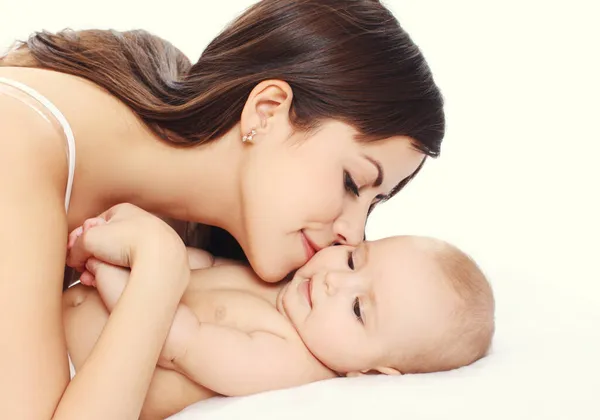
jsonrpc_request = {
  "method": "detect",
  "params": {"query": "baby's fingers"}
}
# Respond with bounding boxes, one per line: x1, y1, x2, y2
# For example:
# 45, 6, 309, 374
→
66, 220, 132, 272
79, 270, 96, 287
85, 257, 130, 283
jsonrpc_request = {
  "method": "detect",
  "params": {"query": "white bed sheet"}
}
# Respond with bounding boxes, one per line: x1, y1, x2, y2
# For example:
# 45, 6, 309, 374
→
169, 266, 600, 420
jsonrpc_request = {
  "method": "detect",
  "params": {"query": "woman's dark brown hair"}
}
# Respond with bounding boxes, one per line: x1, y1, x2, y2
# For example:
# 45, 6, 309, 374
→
1, 0, 445, 260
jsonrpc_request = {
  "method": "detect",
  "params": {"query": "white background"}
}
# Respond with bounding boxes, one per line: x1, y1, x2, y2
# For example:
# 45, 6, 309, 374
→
2, 1, 599, 418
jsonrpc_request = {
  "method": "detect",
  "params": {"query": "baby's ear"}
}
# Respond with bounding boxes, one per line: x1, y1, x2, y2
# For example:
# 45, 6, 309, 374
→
345, 367, 402, 377
373, 366, 402, 376
345, 371, 364, 378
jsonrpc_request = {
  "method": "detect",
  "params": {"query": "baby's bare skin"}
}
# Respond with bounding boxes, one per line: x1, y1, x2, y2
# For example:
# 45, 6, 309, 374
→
63, 258, 335, 419
64, 231, 487, 420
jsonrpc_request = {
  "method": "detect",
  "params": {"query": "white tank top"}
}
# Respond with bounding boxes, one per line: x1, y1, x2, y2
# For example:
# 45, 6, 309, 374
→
0, 76, 76, 212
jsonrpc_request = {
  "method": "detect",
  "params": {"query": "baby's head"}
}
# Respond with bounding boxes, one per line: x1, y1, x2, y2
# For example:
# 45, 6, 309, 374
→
276, 235, 494, 376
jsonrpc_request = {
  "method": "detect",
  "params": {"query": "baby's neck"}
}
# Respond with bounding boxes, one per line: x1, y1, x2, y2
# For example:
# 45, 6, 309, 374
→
192, 263, 286, 307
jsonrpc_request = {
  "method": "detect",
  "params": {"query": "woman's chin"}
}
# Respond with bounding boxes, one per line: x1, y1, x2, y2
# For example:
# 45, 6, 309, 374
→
283, 269, 298, 282
251, 257, 288, 283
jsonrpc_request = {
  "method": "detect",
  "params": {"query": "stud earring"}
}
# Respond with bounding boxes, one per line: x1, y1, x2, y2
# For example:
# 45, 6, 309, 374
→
242, 129, 257, 143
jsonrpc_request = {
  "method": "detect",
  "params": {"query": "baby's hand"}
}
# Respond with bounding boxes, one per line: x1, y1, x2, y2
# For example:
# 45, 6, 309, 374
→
81, 258, 131, 312
67, 217, 107, 286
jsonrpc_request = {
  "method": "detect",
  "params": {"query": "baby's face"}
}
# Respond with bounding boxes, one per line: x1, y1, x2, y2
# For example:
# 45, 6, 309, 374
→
276, 236, 457, 375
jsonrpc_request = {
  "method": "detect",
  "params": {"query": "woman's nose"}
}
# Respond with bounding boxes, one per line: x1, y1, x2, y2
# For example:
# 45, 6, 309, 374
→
332, 217, 365, 247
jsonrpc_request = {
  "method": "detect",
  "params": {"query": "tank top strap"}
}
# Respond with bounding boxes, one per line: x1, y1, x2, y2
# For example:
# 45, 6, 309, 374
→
0, 76, 76, 212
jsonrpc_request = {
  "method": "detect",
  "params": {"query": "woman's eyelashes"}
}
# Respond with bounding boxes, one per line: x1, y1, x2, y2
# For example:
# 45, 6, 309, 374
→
353, 297, 363, 323
344, 171, 359, 197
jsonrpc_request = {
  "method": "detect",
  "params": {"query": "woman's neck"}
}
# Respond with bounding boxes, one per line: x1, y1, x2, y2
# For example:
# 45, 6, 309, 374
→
71, 123, 245, 235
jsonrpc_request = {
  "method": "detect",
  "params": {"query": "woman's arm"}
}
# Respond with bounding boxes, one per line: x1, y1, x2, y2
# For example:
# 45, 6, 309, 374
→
57, 205, 191, 420
63, 285, 216, 420
1, 94, 190, 418
0, 99, 72, 419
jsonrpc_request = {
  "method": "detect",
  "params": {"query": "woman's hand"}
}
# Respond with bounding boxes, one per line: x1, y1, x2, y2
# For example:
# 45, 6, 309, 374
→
66, 203, 187, 273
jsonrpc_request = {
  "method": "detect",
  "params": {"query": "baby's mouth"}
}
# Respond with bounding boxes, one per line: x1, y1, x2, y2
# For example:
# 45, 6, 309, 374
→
298, 278, 313, 308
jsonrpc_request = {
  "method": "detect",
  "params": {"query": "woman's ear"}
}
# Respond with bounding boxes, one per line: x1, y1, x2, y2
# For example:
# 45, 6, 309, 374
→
240, 79, 293, 139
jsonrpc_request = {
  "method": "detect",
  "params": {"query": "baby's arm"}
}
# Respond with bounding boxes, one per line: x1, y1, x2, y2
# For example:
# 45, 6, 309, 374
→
186, 247, 216, 269
186, 247, 241, 269
163, 322, 311, 397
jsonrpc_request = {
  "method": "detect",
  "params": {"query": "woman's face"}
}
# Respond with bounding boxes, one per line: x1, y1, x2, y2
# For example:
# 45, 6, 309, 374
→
238, 119, 424, 282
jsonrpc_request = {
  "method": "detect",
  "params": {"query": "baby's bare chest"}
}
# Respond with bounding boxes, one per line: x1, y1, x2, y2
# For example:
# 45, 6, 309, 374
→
181, 267, 295, 337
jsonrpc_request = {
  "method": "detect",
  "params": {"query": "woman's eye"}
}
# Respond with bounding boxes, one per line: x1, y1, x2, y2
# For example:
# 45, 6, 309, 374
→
353, 297, 363, 323
344, 171, 360, 197
368, 195, 387, 215
347, 251, 355, 270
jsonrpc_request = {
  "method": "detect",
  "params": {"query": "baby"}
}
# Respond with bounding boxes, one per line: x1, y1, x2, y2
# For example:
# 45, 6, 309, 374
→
63, 222, 495, 420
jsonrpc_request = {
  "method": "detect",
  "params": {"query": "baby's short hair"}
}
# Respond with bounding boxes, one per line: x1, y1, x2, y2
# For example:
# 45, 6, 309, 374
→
395, 238, 495, 374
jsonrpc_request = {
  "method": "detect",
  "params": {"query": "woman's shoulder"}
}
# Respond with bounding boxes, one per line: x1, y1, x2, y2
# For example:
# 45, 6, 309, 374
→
0, 66, 133, 126
0, 72, 65, 157
0, 68, 83, 209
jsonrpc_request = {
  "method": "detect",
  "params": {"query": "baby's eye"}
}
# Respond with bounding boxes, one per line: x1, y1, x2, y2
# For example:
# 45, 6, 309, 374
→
347, 251, 355, 270
353, 297, 363, 323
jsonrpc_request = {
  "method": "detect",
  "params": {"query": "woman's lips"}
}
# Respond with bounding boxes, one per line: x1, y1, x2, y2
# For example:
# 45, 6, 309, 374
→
301, 231, 323, 263
301, 231, 317, 262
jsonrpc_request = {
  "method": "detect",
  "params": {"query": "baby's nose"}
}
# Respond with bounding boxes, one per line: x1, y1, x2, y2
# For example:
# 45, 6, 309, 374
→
324, 272, 360, 296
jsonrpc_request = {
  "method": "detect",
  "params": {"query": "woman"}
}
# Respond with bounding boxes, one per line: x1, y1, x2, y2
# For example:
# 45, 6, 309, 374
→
0, 0, 444, 418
